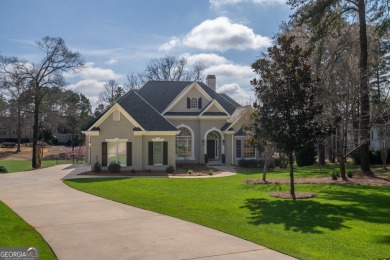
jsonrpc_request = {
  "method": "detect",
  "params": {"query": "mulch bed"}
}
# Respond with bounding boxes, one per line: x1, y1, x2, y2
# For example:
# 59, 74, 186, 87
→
244, 170, 390, 187
79, 165, 221, 177
269, 192, 316, 199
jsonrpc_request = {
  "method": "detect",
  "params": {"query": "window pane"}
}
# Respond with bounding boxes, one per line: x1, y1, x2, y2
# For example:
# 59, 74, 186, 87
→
236, 140, 241, 158
191, 98, 197, 108
176, 127, 192, 159
107, 142, 117, 164
243, 140, 255, 158
117, 142, 126, 165
153, 142, 163, 164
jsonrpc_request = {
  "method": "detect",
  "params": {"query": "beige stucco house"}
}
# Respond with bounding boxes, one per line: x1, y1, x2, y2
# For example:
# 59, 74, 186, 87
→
82, 75, 257, 170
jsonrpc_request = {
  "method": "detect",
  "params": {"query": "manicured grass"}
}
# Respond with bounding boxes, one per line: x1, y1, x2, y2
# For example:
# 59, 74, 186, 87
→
0, 201, 56, 259
0, 160, 78, 173
65, 167, 390, 260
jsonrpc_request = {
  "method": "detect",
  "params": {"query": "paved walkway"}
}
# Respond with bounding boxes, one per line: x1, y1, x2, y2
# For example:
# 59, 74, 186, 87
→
0, 165, 295, 260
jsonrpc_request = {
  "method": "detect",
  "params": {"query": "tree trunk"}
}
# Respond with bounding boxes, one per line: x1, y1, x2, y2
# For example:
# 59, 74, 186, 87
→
16, 106, 21, 153
318, 143, 325, 165
32, 98, 39, 169
329, 136, 336, 163
262, 160, 268, 182
358, 0, 371, 175
288, 152, 295, 199
338, 156, 348, 181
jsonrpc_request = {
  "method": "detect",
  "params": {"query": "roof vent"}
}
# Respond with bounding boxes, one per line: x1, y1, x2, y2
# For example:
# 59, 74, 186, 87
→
206, 75, 216, 91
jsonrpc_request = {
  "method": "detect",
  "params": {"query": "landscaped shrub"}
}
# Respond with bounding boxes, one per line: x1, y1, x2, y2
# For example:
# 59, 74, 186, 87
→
131, 169, 136, 173
166, 165, 174, 173
206, 169, 214, 175
238, 159, 250, 168
0, 166, 8, 174
93, 161, 102, 173
351, 148, 390, 165
186, 169, 193, 174
274, 153, 288, 168
108, 162, 121, 173
331, 171, 339, 180
296, 143, 317, 166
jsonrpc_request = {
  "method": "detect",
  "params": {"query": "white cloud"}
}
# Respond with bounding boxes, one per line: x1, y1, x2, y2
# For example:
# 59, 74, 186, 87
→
66, 79, 106, 109
105, 58, 118, 65
183, 53, 229, 66
217, 83, 251, 105
65, 62, 122, 81
160, 17, 272, 52
210, 0, 286, 8
204, 63, 254, 81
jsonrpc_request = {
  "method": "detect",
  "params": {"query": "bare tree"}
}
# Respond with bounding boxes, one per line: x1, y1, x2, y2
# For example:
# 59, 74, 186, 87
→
98, 80, 124, 108
0, 56, 32, 152
134, 55, 205, 84
2, 37, 84, 168
124, 72, 142, 91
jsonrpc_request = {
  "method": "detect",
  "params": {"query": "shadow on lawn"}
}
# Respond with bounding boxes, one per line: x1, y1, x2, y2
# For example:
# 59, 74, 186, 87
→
241, 198, 351, 233
242, 186, 390, 233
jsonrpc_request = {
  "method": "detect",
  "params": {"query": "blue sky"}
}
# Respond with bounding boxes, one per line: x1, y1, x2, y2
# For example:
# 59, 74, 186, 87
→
0, 0, 291, 107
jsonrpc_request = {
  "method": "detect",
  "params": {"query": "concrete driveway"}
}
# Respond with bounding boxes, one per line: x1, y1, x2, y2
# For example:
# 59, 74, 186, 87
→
0, 165, 295, 260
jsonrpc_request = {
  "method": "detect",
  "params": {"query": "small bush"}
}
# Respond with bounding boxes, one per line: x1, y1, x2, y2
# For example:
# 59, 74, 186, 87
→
347, 171, 353, 178
331, 171, 339, 180
0, 166, 8, 173
186, 169, 193, 174
131, 169, 136, 173
93, 161, 102, 173
108, 162, 121, 173
238, 159, 249, 168
206, 169, 214, 175
274, 154, 289, 168
166, 165, 174, 173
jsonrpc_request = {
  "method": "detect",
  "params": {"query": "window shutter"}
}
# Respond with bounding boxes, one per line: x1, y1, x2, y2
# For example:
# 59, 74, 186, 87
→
102, 142, 107, 166
187, 97, 190, 109
148, 142, 153, 165
198, 97, 202, 109
163, 141, 168, 165
127, 142, 132, 166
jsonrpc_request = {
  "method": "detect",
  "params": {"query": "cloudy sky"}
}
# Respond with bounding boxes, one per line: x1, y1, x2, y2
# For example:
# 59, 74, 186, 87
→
0, 0, 291, 107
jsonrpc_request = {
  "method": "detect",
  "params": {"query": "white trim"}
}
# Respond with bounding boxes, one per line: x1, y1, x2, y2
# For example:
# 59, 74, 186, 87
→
105, 138, 129, 142
152, 137, 165, 142
228, 106, 255, 131
164, 115, 229, 120
203, 127, 225, 156
176, 124, 195, 160
199, 100, 230, 116
134, 131, 180, 136
81, 130, 99, 136
87, 103, 144, 131
162, 82, 212, 114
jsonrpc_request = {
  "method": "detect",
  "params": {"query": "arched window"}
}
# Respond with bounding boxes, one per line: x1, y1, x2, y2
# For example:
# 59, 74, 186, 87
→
176, 127, 193, 159
191, 98, 198, 109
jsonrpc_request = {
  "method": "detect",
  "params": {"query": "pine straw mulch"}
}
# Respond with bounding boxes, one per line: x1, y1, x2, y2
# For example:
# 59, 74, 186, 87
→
79, 165, 221, 177
244, 169, 390, 199
244, 170, 390, 186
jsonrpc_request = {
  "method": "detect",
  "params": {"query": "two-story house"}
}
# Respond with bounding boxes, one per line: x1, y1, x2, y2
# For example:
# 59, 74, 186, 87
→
82, 75, 257, 170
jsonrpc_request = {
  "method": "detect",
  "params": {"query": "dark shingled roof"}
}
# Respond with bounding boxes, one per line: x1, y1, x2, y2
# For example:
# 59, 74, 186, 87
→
117, 91, 177, 131
137, 81, 239, 115
164, 112, 200, 116
221, 123, 232, 131
234, 127, 246, 136
220, 93, 241, 107
202, 112, 227, 116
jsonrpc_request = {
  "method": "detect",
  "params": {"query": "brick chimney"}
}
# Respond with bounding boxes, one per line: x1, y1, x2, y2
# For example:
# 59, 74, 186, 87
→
206, 75, 216, 91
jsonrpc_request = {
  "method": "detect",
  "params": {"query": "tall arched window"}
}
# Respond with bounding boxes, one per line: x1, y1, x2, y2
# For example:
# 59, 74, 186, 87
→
176, 127, 193, 159
191, 98, 198, 109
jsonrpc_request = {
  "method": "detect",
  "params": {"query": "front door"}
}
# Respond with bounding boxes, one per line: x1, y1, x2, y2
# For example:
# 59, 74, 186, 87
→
207, 140, 215, 159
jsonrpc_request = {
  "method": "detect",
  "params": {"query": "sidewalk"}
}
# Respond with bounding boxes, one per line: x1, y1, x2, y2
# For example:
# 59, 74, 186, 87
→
0, 165, 295, 260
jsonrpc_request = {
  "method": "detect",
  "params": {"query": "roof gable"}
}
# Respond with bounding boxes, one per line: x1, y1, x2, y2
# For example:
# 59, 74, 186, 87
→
137, 81, 239, 115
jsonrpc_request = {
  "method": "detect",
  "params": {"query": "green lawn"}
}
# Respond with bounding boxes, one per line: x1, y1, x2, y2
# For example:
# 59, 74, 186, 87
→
0, 201, 56, 259
0, 160, 79, 173
65, 166, 390, 260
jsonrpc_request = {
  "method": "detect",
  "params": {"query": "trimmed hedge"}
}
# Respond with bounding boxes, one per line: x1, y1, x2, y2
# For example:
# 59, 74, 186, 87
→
296, 143, 317, 167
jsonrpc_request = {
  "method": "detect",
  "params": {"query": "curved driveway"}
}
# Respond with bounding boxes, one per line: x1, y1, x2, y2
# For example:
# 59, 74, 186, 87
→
0, 165, 295, 260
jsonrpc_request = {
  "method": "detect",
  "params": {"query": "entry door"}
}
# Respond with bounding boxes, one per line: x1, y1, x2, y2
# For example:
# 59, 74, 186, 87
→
207, 140, 216, 159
